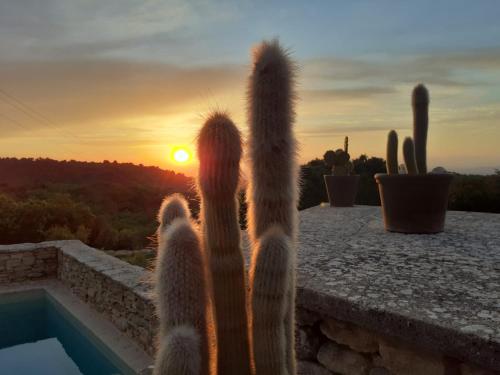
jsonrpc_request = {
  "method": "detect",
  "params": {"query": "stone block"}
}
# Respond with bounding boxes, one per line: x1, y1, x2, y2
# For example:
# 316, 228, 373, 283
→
6, 259, 21, 268
369, 368, 391, 375
27, 272, 43, 278
296, 325, 321, 360
460, 363, 499, 375
379, 339, 445, 375
21, 255, 36, 265
320, 318, 379, 353
317, 341, 370, 375
38, 250, 57, 259
298, 360, 333, 375
297, 308, 321, 326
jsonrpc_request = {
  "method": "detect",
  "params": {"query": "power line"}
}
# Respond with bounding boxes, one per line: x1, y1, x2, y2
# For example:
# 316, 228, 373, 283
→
0, 111, 86, 158
0, 112, 33, 133
0, 88, 83, 142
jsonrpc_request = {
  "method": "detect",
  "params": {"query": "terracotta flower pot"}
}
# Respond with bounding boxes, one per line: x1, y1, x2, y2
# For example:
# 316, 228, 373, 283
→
324, 175, 360, 207
375, 173, 453, 233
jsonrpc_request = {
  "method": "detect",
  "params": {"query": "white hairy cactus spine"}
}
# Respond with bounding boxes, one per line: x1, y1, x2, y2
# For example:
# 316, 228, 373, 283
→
247, 40, 299, 375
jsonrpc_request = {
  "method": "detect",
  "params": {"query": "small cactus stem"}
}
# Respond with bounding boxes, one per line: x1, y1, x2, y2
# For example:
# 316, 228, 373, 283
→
412, 84, 430, 174
247, 40, 299, 375
153, 326, 201, 375
155, 216, 209, 375
344, 136, 349, 154
197, 112, 252, 375
324, 150, 335, 174
331, 149, 350, 176
250, 226, 293, 375
157, 193, 190, 236
403, 137, 418, 175
386, 130, 399, 175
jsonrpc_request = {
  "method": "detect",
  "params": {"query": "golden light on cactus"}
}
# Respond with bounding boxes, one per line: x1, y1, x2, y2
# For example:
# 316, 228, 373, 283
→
170, 147, 191, 164
154, 40, 299, 375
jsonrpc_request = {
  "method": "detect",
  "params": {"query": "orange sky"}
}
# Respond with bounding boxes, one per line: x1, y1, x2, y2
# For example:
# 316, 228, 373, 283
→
1, 1, 499, 175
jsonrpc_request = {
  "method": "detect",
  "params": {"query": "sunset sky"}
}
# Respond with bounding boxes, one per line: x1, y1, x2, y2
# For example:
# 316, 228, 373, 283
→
1, 1, 499, 175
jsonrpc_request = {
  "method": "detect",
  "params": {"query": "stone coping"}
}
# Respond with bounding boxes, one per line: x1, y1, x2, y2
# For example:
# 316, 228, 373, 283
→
1, 205, 499, 369
297, 205, 500, 370
0, 240, 152, 300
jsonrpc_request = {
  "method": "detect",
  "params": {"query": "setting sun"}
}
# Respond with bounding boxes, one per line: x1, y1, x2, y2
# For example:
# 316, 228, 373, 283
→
172, 147, 191, 164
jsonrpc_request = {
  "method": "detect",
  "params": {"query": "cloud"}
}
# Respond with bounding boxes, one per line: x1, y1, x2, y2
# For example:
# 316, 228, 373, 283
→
303, 47, 500, 89
301, 86, 396, 100
433, 105, 500, 129
0, 59, 245, 133
297, 124, 394, 138
0, 0, 242, 61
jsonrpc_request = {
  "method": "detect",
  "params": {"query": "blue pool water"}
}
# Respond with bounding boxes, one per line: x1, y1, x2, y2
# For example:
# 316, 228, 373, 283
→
0, 290, 135, 375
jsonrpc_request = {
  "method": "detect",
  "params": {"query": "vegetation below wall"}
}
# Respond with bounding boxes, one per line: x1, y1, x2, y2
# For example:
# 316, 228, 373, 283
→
0, 157, 498, 250
0, 158, 194, 250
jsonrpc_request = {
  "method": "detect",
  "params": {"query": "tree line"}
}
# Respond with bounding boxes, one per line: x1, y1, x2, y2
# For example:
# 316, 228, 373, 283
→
0, 157, 498, 250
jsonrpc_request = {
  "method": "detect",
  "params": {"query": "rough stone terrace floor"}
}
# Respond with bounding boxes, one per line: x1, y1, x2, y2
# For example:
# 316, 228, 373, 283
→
297, 205, 500, 369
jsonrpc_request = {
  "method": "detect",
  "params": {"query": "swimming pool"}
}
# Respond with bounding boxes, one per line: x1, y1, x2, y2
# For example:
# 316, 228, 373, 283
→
0, 290, 136, 375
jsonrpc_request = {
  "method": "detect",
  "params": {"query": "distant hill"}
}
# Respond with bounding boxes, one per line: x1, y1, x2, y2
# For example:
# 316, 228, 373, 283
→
0, 157, 191, 190
0, 157, 195, 250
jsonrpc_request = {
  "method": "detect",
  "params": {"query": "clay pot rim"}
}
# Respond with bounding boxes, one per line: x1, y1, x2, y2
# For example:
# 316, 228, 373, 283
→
375, 173, 453, 183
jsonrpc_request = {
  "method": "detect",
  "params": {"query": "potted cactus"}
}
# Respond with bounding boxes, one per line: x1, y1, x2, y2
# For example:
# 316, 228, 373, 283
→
375, 84, 453, 233
323, 136, 360, 207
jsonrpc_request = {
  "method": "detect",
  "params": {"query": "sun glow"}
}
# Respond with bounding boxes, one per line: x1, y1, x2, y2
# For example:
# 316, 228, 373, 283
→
171, 147, 191, 164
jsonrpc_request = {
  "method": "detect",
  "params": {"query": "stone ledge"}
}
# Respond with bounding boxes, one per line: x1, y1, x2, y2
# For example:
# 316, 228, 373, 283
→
0, 247, 57, 283
297, 205, 500, 371
0, 240, 152, 299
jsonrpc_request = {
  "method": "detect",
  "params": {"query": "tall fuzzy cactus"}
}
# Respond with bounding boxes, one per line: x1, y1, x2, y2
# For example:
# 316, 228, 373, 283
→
154, 40, 298, 375
412, 84, 429, 174
197, 113, 252, 375
247, 40, 298, 240
247, 39, 298, 375
386, 130, 399, 175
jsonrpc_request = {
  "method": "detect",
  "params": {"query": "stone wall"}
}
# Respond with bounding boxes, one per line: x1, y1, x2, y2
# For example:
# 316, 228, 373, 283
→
295, 308, 499, 375
0, 247, 57, 284
1, 240, 499, 374
57, 249, 158, 356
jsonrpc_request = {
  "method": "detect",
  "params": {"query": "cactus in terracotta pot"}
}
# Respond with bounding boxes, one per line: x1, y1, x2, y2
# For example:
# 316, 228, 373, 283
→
324, 137, 353, 176
375, 84, 453, 233
323, 136, 358, 207
154, 40, 299, 375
